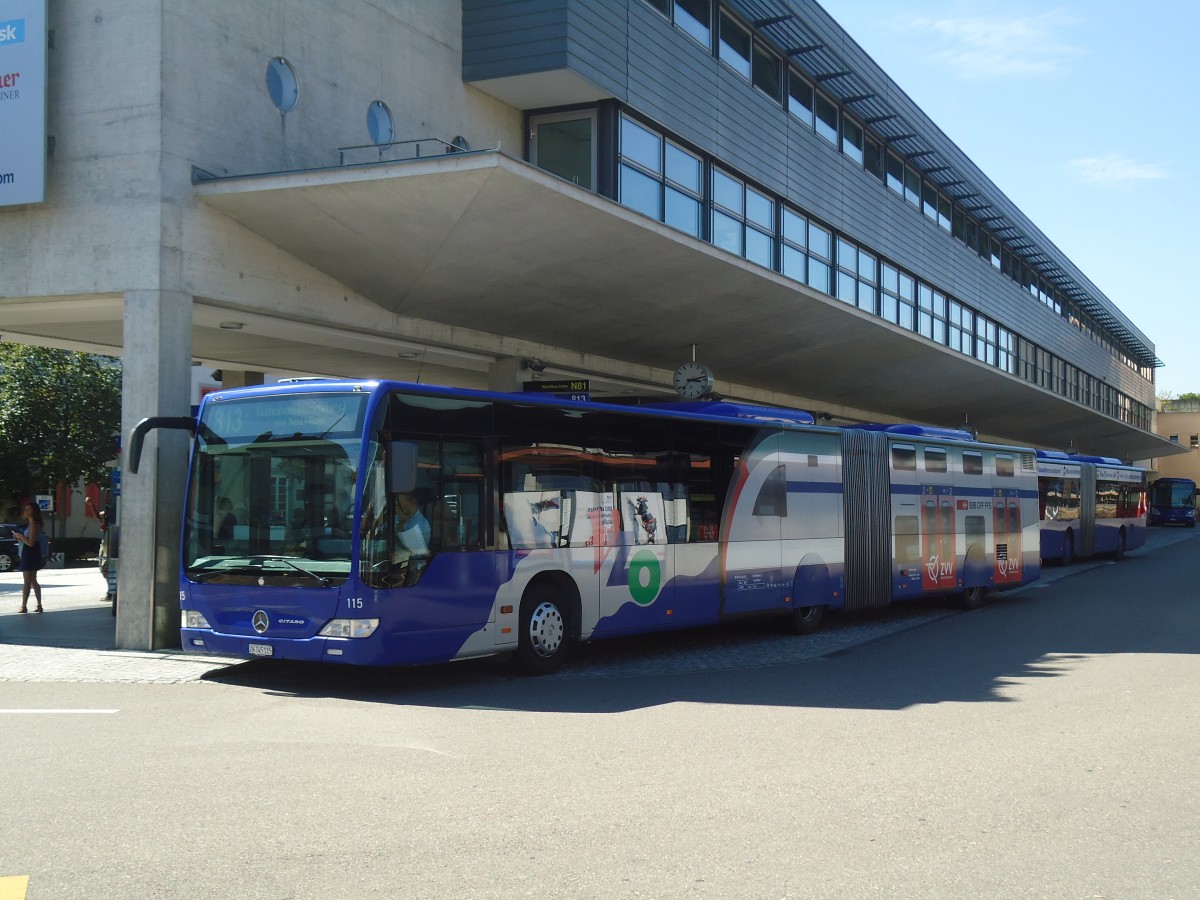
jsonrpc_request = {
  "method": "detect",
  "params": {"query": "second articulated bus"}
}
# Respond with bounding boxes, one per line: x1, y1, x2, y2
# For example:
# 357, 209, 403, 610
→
132, 380, 1041, 674
1035, 450, 1148, 565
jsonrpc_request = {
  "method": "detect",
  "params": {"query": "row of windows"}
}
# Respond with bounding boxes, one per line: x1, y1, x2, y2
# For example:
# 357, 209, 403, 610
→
891, 445, 1016, 477
1167, 433, 1200, 448
637, 0, 1154, 382
1039, 479, 1145, 520
616, 113, 1152, 431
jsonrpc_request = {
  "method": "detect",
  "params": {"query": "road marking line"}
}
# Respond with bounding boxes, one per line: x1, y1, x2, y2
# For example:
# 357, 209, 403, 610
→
0, 875, 29, 900
0, 709, 119, 714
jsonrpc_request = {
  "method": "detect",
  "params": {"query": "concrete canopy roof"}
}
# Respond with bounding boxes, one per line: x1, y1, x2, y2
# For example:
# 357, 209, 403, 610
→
183, 151, 1173, 462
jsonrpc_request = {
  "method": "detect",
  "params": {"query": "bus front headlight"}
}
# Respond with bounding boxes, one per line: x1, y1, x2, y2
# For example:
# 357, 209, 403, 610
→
182, 610, 211, 629
319, 618, 379, 638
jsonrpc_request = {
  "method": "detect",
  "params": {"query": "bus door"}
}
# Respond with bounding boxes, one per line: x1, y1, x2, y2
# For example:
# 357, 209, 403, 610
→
919, 485, 956, 592
992, 488, 1022, 584
589, 412, 677, 632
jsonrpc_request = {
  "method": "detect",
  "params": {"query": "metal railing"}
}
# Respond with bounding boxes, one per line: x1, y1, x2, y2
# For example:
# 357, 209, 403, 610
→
338, 137, 474, 167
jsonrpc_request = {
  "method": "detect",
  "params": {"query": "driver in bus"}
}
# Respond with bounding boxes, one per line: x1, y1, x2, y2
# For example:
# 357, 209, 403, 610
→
393, 489, 432, 578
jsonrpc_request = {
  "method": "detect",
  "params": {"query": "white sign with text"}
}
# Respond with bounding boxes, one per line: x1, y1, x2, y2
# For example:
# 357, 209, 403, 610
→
0, 0, 47, 206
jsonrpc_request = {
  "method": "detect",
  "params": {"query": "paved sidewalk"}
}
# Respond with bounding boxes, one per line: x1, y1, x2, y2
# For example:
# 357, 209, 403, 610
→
0, 566, 240, 683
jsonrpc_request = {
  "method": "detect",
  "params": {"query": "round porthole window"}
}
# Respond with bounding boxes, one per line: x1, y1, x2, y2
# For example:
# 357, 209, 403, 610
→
265, 57, 299, 112
451, 135, 471, 152
367, 100, 395, 146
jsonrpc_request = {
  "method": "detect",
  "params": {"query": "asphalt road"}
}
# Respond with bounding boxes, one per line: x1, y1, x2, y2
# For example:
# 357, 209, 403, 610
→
2, 528, 1198, 898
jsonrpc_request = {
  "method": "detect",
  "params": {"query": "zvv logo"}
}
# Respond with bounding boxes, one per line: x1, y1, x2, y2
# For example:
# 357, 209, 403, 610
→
0, 20, 25, 46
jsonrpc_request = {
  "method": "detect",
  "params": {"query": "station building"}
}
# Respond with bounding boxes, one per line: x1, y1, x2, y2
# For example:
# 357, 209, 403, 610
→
1151, 400, 1200, 484
0, 0, 1181, 648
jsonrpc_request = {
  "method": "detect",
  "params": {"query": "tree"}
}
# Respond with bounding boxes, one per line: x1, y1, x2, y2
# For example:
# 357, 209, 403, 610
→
0, 346, 122, 515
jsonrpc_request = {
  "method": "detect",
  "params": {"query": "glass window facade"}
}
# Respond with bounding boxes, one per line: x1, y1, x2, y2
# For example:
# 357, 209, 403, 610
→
607, 4, 1158, 431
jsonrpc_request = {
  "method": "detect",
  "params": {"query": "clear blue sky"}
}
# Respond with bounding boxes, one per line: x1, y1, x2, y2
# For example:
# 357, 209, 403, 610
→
818, 0, 1199, 398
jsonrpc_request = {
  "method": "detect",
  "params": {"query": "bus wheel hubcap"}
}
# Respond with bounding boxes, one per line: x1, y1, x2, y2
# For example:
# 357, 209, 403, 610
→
528, 602, 564, 657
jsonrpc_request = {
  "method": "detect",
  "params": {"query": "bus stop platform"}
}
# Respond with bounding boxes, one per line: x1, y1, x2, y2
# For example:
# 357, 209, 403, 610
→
0, 566, 241, 683
0, 565, 115, 649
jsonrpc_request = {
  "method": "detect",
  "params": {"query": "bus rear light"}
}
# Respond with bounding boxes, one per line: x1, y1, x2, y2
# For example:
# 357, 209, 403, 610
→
319, 618, 379, 638
183, 610, 211, 629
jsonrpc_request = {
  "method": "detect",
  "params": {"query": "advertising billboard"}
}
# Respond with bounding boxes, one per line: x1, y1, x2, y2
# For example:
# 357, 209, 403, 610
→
0, 0, 47, 206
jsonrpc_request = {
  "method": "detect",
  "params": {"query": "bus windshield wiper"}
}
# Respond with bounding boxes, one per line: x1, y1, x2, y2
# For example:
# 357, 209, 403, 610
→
271, 556, 331, 587
189, 564, 261, 582
189, 556, 330, 586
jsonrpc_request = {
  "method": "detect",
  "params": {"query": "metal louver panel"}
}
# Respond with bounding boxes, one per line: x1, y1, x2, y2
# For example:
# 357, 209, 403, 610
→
841, 429, 892, 611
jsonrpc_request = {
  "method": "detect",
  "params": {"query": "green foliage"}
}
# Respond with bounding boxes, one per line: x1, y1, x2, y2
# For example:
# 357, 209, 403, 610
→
1178, 392, 1200, 402
0, 346, 122, 511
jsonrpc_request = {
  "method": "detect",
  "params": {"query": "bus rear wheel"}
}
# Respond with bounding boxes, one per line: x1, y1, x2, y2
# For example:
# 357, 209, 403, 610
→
514, 583, 574, 676
787, 604, 825, 635
1112, 530, 1126, 561
958, 584, 987, 610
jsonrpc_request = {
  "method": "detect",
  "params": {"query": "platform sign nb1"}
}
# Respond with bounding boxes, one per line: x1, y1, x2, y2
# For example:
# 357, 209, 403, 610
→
523, 379, 590, 402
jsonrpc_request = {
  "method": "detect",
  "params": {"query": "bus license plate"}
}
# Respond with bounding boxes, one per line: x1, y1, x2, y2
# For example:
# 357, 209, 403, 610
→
248, 643, 274, 657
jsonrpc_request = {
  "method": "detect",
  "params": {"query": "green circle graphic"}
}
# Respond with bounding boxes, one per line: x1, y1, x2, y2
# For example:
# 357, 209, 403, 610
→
628, 549, 661, 605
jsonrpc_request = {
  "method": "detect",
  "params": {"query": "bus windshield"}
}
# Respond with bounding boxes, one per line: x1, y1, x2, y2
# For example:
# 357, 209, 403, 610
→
182, 391, 369, 584
1151, 479, 1195, 509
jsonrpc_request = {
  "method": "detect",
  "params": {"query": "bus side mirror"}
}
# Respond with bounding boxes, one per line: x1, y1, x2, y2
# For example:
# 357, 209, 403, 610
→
387, 442, 417, 494
128, 416, 198, 474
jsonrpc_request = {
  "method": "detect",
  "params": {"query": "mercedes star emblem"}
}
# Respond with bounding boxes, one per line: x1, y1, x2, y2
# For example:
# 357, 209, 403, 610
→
252, 610, 270, 634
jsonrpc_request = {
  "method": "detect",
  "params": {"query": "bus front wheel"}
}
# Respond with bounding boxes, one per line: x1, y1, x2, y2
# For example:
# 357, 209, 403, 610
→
514, 582, 574, 676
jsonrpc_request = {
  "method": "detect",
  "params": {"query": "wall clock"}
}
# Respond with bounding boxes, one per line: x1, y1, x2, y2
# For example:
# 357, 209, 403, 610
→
673, 361, 715, 399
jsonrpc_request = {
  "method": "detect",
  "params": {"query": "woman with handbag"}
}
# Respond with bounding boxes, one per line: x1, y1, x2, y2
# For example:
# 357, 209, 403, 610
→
13, 501, 45, 613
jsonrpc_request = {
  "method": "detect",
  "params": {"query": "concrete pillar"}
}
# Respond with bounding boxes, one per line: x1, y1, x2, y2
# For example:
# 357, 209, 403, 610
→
489, 356, 527, 392
117, 289, 193, 650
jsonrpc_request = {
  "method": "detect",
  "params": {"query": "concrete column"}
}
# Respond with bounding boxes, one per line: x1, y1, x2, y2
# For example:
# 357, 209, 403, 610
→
117, 289, 193, 650
488, 356, 527, 392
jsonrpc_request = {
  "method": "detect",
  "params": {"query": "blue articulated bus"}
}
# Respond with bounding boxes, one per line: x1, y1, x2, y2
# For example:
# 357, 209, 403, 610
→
1035, 450, 1148, 565
131, 380, 1041, 674
1148, 477, 1197, 527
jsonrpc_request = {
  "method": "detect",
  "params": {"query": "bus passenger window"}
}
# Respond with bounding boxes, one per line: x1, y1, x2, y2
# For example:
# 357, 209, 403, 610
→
752, 465, 787, 517
963, 451, 983, 475
892, 445, 916, 471
965, 515, 986, 541
894, 514, 920, 565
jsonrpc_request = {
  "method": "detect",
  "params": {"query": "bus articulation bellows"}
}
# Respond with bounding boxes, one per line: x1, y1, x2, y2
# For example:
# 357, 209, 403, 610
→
131, 380, 1042, 674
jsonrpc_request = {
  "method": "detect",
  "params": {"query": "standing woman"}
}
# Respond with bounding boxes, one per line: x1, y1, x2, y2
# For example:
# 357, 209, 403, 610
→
14, 502, 44, 613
